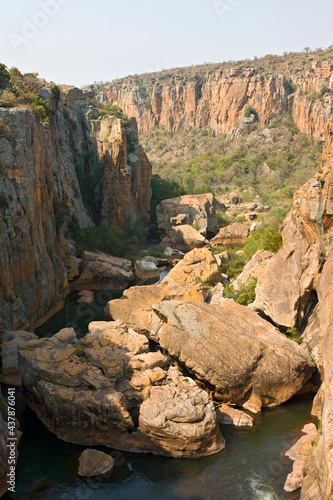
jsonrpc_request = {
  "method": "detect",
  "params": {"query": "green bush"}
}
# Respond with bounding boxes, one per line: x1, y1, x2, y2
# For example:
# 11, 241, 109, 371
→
244, 106, 258, 120
51, 84, 61, 106
157, 140, 167, 150
150, 174, 184, 219
67, 217, 148, 259
223, 277, 257, 306
243, 225, 282, 257
0, 64, 10, 89
213, 248, 248, 279
285, 327, 302, 345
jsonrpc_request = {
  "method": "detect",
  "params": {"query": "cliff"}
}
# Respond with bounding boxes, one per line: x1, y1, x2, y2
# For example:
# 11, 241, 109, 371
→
249, 120, 333, 498
88, 51, 333, 141
0, 85, 151, 331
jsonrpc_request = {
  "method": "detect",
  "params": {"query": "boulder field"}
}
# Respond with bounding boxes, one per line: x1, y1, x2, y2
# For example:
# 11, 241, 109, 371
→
18, 323, 224, 458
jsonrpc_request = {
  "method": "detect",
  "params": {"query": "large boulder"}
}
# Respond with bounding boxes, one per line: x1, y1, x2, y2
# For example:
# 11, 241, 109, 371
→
156, 193, 217, 236
232, 250, 273, 292
74, 251, 134, 291
18, 322, 224, 458
210, 222, 250, 248
105, 248, 222, 339
169, 225, 209, 251
150, 300, 314, 409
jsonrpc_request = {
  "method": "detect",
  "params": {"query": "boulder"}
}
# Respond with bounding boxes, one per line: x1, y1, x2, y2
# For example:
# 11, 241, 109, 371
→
75, 251, 134, 291
78, 449, 114, 477
216, 405, 254, 427
0, 330, 38, 386
64, 255, 83, 281
19, 322, 224, 458
135, 259, 160, 281
156, 193, 217, 236
210, 222, 250, 248
232, 250, 274, 292
150, 300, 314, 408
284, 423, 318, 493
169, 225, 209, 251
105, 248, 222, 340
77, 290, 94, 304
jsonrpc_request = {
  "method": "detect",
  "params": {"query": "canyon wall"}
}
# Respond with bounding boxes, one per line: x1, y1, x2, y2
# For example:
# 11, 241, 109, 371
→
89, 58, 333, 141
0, 87, 151, 331
249, 120, 333, 498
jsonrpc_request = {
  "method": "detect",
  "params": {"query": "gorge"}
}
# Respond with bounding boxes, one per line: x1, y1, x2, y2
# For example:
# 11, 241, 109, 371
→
1, 48, 333, 499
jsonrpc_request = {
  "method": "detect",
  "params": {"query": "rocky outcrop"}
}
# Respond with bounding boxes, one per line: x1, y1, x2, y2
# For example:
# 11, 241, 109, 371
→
151, 300, 314, 408
88, 56, 333, 140
169, 225, 209, 251
0, 88, 151, 330
105, 248, 222, 339
216, 405, 254, 427
156, 193, 217, 236
245, 121, 333, 498
0, 330, 37, 386
232, 250, 273, 292
73, 251, 134, 291
18, 323, 224, 458
210, 222, 250, 248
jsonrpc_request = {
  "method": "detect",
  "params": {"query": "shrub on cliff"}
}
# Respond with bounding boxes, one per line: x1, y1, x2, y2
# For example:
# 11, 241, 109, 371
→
244, 106, 258, 120
0, 64, 10, 89
150, 174, 185, 219
243, 224, 282, 257
223, 277, 258, 306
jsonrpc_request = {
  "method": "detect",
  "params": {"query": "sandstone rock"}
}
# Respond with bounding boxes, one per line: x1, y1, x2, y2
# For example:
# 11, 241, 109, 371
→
151, 300, 314, 408
0, 330, 38, 386
0, 91, 151, 331
210, 222, 250, 248
156, 193, 217, 236
105, 248, 222, 340
135, 259, 160, 281
19, 322, 224, 458
77, 290, 95, 304
216, 405, 254, 427
284, 424, 318, 493
232, 250, 273, 292
75, 252, 134, 291
169, 225, 209, 251
78, 449, 114, 477
65, 255, 83, 281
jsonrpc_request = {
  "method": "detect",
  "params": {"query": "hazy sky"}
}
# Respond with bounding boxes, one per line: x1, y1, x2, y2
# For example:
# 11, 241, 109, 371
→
1, 0, 332, 87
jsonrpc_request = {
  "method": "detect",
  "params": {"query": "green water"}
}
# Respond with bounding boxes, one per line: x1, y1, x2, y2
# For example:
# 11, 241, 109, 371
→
7, 293, 315, 500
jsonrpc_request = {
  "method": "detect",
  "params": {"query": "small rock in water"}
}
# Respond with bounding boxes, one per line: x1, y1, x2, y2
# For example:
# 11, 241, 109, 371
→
127, 463, 133, 471
78, 449, 114, 477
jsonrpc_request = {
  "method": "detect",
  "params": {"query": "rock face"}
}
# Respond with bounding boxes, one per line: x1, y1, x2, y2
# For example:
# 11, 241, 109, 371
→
105, 248, 222, 340
210, 222, 250, 248
216, 405, 254, 427
78, 449, 114, 477
18, 323, 224, 458
232, 250, 273, 292
156, 193, 217, 236
245, 121, 333, 498
107, 265, 314, 411
0, 88, 152, 331
151, 300, 314, 408
169, 225, 209, 251
74, 252, 134, 291
88, 57, 333, 140
0, 330, 38, 386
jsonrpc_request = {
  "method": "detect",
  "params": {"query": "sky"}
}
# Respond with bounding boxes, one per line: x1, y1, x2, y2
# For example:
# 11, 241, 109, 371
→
0, 0, 332, 87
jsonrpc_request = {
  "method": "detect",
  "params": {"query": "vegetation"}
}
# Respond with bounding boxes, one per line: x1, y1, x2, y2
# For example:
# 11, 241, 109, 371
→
67, 216, 148, 259
243, 224, 283, 257
224, 277, 258, 306
0, 66, 50, 122
150, 174, 185, 218
285, 327, 302, 345
244, 106, 258, 120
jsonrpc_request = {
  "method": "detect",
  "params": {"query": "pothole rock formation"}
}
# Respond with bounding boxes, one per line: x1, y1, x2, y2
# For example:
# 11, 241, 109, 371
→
18, 323, 224, 458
